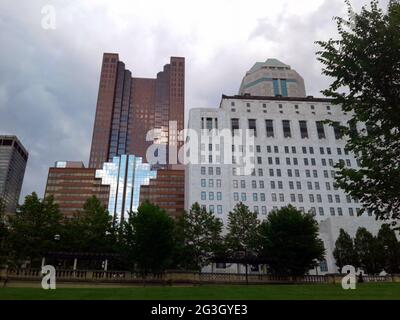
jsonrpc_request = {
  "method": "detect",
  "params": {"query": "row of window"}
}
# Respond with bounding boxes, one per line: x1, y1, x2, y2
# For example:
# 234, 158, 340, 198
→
231, 167, 338, 179
230, 118, 344, 139
199, 203, 366, 217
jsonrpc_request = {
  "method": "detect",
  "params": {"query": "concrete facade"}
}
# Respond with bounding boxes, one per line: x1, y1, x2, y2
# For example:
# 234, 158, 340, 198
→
185, 95, 381, 274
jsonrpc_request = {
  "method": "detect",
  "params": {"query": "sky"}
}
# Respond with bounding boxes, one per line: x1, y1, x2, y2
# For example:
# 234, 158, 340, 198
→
0, 0, 390, 201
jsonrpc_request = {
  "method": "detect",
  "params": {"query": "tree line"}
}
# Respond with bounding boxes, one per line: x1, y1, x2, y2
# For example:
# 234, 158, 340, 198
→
0, 193, 324, 276
334, 225, 400, 275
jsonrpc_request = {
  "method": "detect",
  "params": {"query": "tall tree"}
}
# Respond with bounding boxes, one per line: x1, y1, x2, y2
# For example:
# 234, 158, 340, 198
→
354, 227, 382, 274
130, 201, 175, 274
62, 196, 116, 254
225, 203, 261, 258
7, 193, 63, 266
333, 228, 358, 271
377, 224, 400, 273
174, 203, 223, 270
259, 205, 325, 276
316, 1, 400, 222
0, 197, 8, 266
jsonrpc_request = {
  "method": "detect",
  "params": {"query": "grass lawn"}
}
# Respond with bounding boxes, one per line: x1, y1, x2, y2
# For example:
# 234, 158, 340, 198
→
0, 283, 400, 300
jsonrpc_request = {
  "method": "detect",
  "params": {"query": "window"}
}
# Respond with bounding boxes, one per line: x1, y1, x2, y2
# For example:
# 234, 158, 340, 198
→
241, 193, 247, 201
259, 181, 264, 188
258, 168, 263, 176
216, 167, 221, 175
333, 122, 343, 139
319, 260, 328, 272
201, 167, 206, 175
290, 194, 296, 202
282, 120, 291, 138
217, 192, 222, 201
260, 193, 265, 201
285, 146, 289, 153
349, 208, 354, 216
338, 207, 343, 216
217, 205, 223, 214
206, 118, 213, 130
265, 120, 274, 137
316, 121, 326, 139
234, 192, 239, 201
201, 192, 206, 200
241, 180, 246, 188
208, 167, 213, 175
299, 121, 309, 138
261, 206, 267, 215
231, 118, 239, 135
201, 179, 206, 187
209, 179, 214, 188
209, 205, 214, 213
279, 194, 285, 202
233, 180, 238, 188
209, 192, 214, 200
254, 206, 259, 214
328, 194, 333, 203
272, 193, 277, 202
253, 193, 258, 201
216, 179, 221, 188
330, 207, 335, 216
270, 181, 276, 189
248, 119, 257, 137
319, 207, 324, 216
252, 180, 257, 189
335, 195, 340, 203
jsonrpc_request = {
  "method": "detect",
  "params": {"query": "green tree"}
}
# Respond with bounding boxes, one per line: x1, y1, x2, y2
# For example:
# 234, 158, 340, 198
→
7, 193, 63, 266
354, 227, 382, 274
0, 197, 8, 266
377, 224, 400, 273
316, 0, 400, 222
333, 228, 358, 271
259, 205, 325, 276
130, 202, 175, 274
62, 196, 116, 254
225, 203, 261, 257
174, 203, 223, 270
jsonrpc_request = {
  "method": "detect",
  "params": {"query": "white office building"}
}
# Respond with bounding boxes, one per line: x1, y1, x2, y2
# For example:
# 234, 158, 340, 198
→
185, 93, 383, 274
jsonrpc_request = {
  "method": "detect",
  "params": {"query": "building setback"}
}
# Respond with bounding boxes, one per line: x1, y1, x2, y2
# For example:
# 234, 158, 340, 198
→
44, 161, 110, 218
88, 53, 185, 169
140, 168, 185, 218
0, 135, 28, 214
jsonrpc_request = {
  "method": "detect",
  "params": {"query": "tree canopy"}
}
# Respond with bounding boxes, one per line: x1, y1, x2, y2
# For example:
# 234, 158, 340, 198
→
259, 205, 325, 276
316, 0, 400, 222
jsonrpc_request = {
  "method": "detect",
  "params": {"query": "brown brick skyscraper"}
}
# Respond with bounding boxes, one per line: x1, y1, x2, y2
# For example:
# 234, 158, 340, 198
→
89, 53, 185, 168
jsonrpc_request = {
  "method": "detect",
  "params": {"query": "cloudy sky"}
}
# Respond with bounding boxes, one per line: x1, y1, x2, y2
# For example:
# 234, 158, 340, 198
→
0, 0, 389, 201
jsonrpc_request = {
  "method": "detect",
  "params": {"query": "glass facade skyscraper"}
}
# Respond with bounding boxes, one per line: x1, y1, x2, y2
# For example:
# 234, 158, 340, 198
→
89, 53, 185, 169
96, 154, 157, 222
0, 135, 28, 213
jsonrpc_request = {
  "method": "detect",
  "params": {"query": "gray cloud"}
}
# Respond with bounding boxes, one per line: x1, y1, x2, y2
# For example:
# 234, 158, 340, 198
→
0, 0, 390, 202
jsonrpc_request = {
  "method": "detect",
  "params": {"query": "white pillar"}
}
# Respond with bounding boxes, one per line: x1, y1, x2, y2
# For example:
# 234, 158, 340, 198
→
73, 258, 77, 271
104, 259, 108, 271
41, 257, 45, 267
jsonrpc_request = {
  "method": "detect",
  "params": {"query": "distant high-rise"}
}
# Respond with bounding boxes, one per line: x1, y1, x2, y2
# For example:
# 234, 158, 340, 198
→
239, 58, 306, 97
89, 53, 185, 169
0, 135, 28, 213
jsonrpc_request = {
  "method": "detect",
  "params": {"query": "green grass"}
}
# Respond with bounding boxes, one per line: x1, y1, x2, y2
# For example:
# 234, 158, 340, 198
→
1, 283, 400, 300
